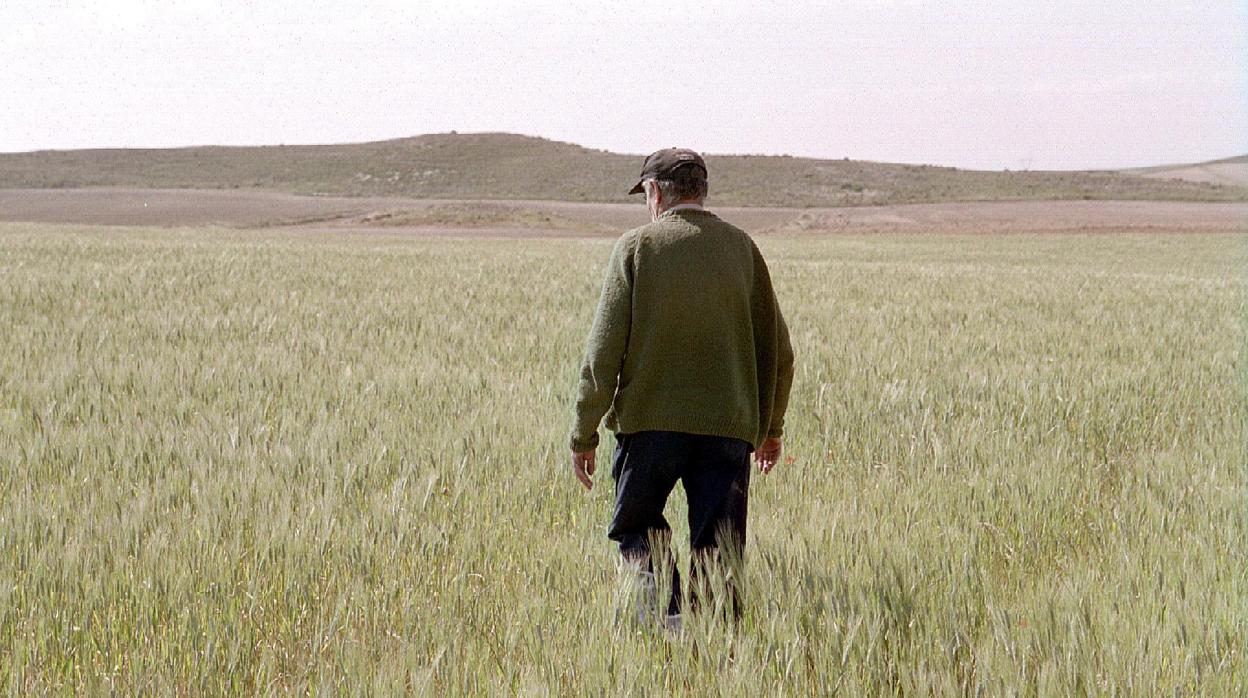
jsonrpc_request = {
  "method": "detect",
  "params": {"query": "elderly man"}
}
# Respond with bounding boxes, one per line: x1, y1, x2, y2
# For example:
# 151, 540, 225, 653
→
568, 147, 794, 626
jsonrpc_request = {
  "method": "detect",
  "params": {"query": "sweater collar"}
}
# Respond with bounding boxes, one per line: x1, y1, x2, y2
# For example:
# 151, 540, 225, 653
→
659, 204, 711, 221
667, 203, 704, 213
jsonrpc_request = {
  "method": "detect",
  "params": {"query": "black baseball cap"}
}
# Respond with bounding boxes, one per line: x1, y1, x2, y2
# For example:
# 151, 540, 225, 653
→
628, 148, 708, 195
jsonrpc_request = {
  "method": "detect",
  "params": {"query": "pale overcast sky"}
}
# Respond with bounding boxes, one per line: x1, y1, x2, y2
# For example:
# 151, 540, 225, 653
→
2, 0, 1245, 169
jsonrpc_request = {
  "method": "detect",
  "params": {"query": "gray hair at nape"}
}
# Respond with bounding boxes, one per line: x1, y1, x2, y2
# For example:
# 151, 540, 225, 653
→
653, 165, 708, 202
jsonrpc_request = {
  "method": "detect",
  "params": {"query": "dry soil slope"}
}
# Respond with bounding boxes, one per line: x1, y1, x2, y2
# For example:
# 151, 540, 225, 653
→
1126, 155, 1248, 188
2, 133, 1245, 207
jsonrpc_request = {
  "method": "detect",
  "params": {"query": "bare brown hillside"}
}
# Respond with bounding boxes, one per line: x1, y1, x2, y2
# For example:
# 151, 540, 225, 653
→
2, 133, 1245, 207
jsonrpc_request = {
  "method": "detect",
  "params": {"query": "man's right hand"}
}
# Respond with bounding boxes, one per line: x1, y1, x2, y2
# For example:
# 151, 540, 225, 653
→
571, 449, 596, 490
755, 438, 781, 474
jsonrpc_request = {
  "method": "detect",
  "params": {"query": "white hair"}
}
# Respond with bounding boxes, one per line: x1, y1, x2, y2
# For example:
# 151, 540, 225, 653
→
646, 167, 708, 203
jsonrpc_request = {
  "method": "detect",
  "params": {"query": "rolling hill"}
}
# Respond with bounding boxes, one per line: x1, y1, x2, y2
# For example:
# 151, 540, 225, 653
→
1, 133, 1245, 207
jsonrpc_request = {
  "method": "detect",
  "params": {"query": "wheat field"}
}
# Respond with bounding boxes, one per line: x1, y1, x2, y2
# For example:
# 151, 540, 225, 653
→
0, 223, 1242, 695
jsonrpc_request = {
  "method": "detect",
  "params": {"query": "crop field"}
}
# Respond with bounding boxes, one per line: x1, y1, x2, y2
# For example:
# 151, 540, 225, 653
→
0, 222, 1243, 694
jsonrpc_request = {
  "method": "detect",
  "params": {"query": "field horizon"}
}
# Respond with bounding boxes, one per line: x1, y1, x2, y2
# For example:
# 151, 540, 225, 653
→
2, 132, 1246, 208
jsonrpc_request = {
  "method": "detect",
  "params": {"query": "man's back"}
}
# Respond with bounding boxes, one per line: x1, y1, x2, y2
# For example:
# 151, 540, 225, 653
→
569, 207, 793, 453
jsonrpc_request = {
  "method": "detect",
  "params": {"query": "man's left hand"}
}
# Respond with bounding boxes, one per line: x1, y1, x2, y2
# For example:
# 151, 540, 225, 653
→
755, 437, 782, 474
572, 450, 596, 490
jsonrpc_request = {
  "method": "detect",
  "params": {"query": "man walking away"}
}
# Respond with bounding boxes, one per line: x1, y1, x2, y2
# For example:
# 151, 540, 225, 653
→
568, 148, 795, 629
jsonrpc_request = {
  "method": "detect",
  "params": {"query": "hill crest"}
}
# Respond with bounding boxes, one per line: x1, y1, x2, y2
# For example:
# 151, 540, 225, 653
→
2, 132, 1244, 206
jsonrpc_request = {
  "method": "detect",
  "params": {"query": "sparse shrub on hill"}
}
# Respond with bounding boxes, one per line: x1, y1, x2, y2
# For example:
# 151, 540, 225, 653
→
1, 133, 1244, 206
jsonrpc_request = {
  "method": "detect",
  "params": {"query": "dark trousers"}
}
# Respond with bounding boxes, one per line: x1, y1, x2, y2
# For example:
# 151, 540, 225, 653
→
607, 430, 751, 617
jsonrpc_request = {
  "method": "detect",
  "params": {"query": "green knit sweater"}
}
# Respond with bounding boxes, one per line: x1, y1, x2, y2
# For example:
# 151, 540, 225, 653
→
569, 207, 794, 453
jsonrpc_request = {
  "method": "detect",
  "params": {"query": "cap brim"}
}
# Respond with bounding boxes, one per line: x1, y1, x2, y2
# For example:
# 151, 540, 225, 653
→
628, 181, 644, 195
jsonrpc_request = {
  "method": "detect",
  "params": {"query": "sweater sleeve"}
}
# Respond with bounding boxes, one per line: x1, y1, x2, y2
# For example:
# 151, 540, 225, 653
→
569, 235, 634, 452
768, 310, 795, 439
751, 243, 795, 441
